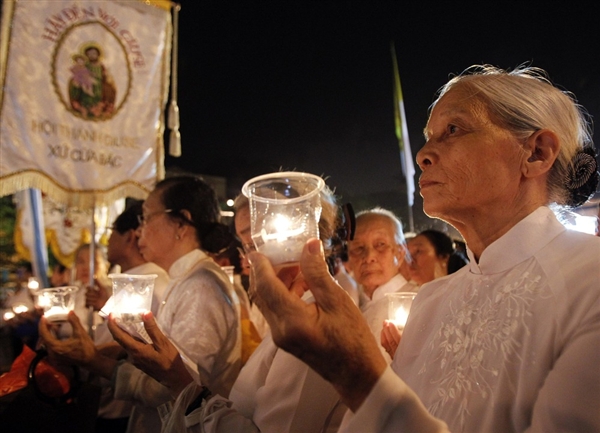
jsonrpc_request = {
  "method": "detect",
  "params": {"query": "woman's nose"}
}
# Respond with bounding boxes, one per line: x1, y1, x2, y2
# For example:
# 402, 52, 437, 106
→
416, 141, 434, 170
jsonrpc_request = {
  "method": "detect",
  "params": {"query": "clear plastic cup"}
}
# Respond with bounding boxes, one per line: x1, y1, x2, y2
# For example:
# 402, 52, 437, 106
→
386, 292, 417, 329
109, 273, 157, 323
37, 286, 79, 322
242, 172, 324, 268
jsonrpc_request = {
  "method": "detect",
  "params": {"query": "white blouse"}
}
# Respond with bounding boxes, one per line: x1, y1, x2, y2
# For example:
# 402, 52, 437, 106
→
342, 206, 600, 433
160, 293, 345, 433
113, 249, 241, 433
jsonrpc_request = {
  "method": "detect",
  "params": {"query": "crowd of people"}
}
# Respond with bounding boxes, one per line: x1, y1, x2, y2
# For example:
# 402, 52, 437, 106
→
1, 64, 599, 433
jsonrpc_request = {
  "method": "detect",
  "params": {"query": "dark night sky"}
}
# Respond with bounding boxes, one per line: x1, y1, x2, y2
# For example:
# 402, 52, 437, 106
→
164, 1, 600, 233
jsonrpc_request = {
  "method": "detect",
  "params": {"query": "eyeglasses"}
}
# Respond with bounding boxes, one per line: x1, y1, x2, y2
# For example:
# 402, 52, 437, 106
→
137, 209, 172, 226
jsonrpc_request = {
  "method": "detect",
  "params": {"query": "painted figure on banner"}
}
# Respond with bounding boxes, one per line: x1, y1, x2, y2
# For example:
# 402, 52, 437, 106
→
68, 43, 117, 119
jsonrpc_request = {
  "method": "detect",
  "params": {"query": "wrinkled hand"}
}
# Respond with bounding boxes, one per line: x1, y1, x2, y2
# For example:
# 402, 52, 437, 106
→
381, 320, 402, 359
85, 279, 110, 311
249, 238, 388, 411
107, 312, 193, 397
38, 311, 98, 368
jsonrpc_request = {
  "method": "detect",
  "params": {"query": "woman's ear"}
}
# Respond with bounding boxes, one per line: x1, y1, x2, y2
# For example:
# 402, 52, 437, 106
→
522, 129, 560, 178
125, 228, 137, 244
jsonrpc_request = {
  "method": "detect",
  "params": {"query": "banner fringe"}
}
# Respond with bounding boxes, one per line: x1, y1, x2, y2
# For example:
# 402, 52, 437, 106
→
0, 171, 150, 209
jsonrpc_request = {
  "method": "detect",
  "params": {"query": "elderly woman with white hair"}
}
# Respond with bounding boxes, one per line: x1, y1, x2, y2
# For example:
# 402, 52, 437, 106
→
249, 64, 600, 433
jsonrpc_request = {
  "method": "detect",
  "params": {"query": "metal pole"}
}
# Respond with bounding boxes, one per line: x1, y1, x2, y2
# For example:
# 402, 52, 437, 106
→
88, 207, 96, 339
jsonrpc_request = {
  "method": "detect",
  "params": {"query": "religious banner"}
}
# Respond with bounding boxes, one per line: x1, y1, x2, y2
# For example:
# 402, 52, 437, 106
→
0, 0, 173, 209
14, 193, 125, 267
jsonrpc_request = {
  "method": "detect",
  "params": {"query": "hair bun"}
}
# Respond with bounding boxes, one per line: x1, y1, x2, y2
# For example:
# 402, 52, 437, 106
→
200, 223, 235, 254
565, 147, 599, 208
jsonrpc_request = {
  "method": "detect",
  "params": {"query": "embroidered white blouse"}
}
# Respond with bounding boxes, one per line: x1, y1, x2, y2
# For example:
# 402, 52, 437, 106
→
342, 206, 600, 433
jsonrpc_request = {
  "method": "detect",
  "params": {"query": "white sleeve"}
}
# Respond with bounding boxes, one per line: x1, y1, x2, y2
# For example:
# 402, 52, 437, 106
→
252, 348, 343, 433
339, 366, 448, 433
160, 382, 259, 433
527, 298, 600, 432
113, 361, 173, 408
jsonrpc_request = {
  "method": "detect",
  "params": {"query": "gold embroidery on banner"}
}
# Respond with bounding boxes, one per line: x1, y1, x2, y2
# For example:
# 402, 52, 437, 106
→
51, 21, 132, 122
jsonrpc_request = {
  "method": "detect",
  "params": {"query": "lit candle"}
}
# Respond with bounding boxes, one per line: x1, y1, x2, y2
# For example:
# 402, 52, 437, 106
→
27, 277, 40, 290
36, 293, 52, 310
253, 215, 308, 266
37, 286, 79, 322
392, 305, 410, 328
387, 292, 417, 330
243, 171, 324, 267
118, 284, 148, 323
44, 305, 70, 321
109, 274, 156, 323
12, 303, 29, 314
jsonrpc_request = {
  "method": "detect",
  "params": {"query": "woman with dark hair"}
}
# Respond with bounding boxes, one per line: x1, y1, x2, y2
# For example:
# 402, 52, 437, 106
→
100, 180, 350, 433
40, 175, 242, 433
407, 229, 468, 286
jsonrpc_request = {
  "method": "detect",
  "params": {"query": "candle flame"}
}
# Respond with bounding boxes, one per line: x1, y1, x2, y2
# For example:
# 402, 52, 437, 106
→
393, 306, 410, 327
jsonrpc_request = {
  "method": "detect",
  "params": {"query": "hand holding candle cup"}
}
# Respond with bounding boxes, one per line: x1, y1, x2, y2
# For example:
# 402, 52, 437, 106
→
242, 171, 324, 269
381, 292, 417, 358
108, 273, 157, 343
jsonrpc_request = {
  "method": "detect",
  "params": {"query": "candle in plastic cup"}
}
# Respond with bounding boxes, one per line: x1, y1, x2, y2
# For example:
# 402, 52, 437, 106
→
37, 286, 79, 322
242, 171, 324, 267
109, 274, 157, 323
386, 292, 417, 330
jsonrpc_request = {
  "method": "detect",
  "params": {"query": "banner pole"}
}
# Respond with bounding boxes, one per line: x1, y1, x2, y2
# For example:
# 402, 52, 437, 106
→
88, 207, 96, 339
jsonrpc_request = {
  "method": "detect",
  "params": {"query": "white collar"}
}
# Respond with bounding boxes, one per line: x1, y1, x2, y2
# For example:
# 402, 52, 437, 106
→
371, 273, 411, 302
467, 206, 565, 275
168, 249, 210, 279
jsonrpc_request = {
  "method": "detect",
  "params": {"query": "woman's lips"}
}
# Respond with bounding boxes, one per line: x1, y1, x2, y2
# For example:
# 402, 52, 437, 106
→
419, 179, 439, 189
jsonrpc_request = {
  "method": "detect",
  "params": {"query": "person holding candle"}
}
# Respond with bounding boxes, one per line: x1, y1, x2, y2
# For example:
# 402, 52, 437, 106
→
101, 181, 352, 433
85, 201, 171, 433
347, 208, 417, 363
86, 201, 170, 319
247, 64, 600, 433
381, 230, 470, 358
39, 175, 242, 433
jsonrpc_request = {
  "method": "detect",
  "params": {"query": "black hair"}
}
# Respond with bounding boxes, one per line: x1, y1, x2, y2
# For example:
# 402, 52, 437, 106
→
154, 175, 226, 252
418, 229, 468, 274
418, 230, 454, 257
113, 200, 143, 234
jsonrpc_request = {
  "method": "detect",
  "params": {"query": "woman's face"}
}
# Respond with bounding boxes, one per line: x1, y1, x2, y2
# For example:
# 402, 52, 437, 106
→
407, 235, 447, 286
347, 215, 404, 298
137, 189, 178, 268
416, 88, 525, 227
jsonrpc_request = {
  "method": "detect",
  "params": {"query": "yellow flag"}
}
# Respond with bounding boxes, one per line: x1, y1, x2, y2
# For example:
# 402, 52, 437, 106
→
391, 42, 415, 207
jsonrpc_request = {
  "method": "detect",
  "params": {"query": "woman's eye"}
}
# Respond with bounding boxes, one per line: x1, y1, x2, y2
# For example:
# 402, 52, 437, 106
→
349, 247, 363, 256
448, 124, 458, 134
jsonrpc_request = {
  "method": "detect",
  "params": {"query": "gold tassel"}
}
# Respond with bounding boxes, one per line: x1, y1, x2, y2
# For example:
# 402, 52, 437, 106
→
169, 128, 181, 157
168, 3, 181, 157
